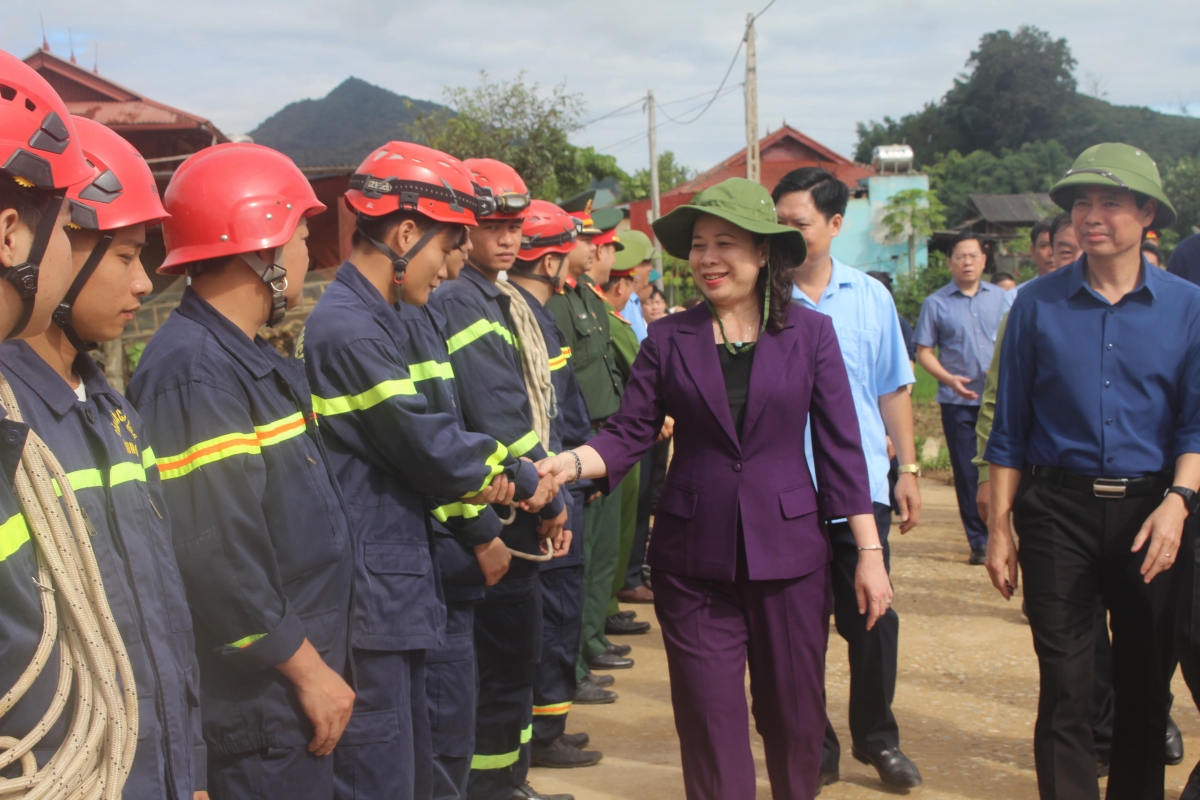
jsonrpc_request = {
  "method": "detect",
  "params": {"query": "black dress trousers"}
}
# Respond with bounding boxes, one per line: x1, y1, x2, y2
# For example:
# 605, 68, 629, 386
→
1015, 477, 1179, 800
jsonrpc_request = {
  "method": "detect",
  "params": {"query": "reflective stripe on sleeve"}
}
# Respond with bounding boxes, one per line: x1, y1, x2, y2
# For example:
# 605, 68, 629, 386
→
409, 360, 455, 382
227, 633, 267, 649
445, 319, 517, 354
548, 347, 569, 372
430, 502, 486, 522
157, 412, 309, 481
0, 512, 31, 563
463, 442, 509, 498
532, 701, 571, 716
508, 430, 540, 458
311, 379, 418, 418
521, 724, 532, 743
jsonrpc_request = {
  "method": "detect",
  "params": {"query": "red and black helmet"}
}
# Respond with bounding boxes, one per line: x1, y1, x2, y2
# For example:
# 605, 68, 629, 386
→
0, 50, 96, 338
54, 117, 169, 352
346, 142, 479, 280
520, 200, 577, 262
464, 158, 530, 220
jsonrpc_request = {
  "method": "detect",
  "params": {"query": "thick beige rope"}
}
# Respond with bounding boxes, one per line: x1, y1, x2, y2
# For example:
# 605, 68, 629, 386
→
0, 375, 137, 799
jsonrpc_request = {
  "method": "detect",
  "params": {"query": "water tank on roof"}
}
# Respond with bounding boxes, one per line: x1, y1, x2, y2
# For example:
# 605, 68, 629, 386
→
872, 145, 913, 174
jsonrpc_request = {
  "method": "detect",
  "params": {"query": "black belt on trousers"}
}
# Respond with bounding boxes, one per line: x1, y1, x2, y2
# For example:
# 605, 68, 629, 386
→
1027, 464, 1173, 499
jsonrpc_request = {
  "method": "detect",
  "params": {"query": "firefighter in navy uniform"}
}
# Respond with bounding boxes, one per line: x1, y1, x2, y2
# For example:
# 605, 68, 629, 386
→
0, 117, 205, 799
127, 143, 355, 800
506, 200, 604, 770
428, 159, 571, 800
300, 142, 560, 800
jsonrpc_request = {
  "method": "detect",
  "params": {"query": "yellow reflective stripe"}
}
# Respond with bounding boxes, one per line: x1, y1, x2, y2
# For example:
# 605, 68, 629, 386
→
508, 430, 540, 458
521, 724, 532, 744
533, 702, 571, 716
430, 502, 486, 523
312, 379, 417, 418
471, 748, 521, 771
58, 468, 104, 493
110, 462, 147, 487
562, 346, 572, 359
227, 633, 267, 649
141, 446, 156, 471
548, 349, 568, 372
255, 412, 306, 447
157, 432, 262, 481
463, 442, 509, 498
445, 319, 516, 354
0, 512, 31, 563
409, 360, 455, 382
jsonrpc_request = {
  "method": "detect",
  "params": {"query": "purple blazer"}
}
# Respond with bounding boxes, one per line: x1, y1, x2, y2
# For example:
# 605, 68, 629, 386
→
589, 303, 872, 582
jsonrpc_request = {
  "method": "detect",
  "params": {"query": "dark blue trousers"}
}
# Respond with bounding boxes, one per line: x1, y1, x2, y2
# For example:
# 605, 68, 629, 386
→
428, 602, 478, 800
939, 402, 988, 549
209, 745, 333, 800
334, 648, 430, 800
533, 564, 585, 745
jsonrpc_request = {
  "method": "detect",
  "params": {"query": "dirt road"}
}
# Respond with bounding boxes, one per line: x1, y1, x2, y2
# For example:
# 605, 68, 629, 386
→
528, 480, 1200, 799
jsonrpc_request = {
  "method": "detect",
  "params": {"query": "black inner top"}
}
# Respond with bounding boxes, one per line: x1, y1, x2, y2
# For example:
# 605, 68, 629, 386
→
717, 344, 755, 436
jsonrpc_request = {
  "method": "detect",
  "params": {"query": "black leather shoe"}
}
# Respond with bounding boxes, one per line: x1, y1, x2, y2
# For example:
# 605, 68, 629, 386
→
512, 782, 574, 800
617, 609, 637, 620
561, 731, 589, 748
852, 746, 922, 789
531, 736, 603, 768
586, 652, 634, 670
969, 545, 987, 565
574, 679, 617, 704
1168, 715, 1185, 766
1181, 759, 1200, 800
605, 642, 632, 657
606, 614, 651, 635
815, 768, 839, 796
585, 671, 614, 687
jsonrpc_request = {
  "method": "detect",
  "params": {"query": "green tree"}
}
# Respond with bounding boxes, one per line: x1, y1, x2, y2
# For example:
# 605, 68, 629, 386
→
1164, 156, 1200, 237
880, 189, 946, 276
927, 140, 1071, 225
892, 251, 952, 323
619, 151, 696, 202
409, 71, 625, 200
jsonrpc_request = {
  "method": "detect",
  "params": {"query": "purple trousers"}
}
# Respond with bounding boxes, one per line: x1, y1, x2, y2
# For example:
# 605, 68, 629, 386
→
653, 565, 831, 800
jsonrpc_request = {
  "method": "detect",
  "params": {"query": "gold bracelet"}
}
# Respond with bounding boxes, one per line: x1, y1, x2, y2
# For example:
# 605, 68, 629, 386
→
897, 463, 920, 475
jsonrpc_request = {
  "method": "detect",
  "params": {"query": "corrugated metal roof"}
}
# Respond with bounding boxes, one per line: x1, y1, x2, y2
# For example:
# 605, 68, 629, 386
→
967, 193, 1056, 224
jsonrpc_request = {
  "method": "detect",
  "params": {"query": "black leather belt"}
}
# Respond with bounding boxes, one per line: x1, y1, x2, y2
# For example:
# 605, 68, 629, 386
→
1028, 464, 1172, 499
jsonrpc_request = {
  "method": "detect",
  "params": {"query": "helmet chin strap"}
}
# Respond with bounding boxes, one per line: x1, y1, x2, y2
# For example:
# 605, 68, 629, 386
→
242, 247, 289, 327
4, 191, 65, 340
358, 217, 445, 285
510, 254, 567, 291
52, 231, 114, 352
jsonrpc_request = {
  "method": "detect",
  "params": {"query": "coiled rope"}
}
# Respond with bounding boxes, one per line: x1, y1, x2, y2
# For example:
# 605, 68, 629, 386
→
496, 280, 558, 562
0, 375, 137, 799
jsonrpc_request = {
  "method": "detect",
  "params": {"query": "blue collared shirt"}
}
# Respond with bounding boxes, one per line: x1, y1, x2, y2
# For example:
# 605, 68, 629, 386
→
794, 258, 915, 506
623, 292, 648, 343
986, 257, 1200, 477
914, 279, 1007, 405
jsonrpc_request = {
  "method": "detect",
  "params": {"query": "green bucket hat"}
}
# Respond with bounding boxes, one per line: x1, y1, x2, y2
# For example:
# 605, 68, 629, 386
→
652, 178, 806, 264
1050, 143, 1177, 230
612, 229, 654, 272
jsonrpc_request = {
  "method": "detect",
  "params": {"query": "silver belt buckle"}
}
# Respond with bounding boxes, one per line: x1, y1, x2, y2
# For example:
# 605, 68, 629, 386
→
1093, 478, 1128, 499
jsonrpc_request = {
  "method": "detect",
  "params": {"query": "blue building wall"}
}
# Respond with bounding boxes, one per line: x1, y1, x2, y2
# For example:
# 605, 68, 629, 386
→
830, 173, 930, 275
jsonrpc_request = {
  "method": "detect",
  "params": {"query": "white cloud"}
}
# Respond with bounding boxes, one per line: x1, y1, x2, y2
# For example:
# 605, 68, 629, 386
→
4, 0, 1197, 176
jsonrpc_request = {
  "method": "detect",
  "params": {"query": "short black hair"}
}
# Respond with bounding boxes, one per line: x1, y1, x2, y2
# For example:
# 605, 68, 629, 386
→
1142, 240, 1163, 260
647, 285, 666, 302
949, 231, 985, 255
866, 270, 894, 294
771, 167, 848, 221
1049, 212, 1073, 245
602, 274, 634, 293
352, 208, 433, 249
0, 175, 56, 232
1030, 217, 1053, 246
991, 271, 1016, 285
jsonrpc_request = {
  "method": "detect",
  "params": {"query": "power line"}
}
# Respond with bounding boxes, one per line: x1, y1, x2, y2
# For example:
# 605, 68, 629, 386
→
596, 83, 743, 153
579, 96, 646, 127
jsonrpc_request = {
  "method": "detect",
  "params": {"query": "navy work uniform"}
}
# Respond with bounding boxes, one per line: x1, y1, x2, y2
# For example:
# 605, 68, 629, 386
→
301, 262, 540, 800
0, 343, 204, 798
510, 283, 593, 751
429, 265, 566, 800
128, 289, 353, 800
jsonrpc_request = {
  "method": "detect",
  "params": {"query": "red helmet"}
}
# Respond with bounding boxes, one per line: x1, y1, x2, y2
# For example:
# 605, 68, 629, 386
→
0, 50, 93, 190
464, 158, 530, 220
346, 141, 479, 225
158, 143, 325, 275
519, 200, 577, 262
67, 117, 168, 232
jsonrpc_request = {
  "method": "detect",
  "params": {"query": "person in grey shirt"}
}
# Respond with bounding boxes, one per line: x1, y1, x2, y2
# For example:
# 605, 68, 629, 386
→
914, 231, 1007, 563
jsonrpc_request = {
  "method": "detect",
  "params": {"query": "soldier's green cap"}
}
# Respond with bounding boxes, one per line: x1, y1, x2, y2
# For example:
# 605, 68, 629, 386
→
652, 178, 806, 263
613, 230, 654, 272
1050, 143, 1177, 230
560, 189, 596, 214
592, 207, 624, 231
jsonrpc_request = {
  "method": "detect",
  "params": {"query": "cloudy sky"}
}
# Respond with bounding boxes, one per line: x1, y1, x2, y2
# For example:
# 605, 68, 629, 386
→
4, 1, 1198, 175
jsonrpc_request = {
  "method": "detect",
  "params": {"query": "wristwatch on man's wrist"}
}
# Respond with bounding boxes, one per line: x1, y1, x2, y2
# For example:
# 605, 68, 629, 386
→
897, 463, 920, 476
1165, 485, 1200, 515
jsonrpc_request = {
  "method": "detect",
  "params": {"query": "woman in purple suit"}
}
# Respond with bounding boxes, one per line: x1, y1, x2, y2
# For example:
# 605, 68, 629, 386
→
539, 178, 892, 799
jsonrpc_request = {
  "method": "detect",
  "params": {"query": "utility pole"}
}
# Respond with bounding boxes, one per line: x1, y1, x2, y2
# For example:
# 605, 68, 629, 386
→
744, 12, 760, 183
647, 89, 664, 279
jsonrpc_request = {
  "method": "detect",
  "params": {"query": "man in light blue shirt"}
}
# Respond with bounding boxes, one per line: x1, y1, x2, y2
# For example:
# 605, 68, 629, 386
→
615, 230, 655, 344
914, 232, 1007, 565
774, 167, 923, 793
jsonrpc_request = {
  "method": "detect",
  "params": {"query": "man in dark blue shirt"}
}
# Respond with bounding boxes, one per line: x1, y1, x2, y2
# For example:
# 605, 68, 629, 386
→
986, 143, 1199, 800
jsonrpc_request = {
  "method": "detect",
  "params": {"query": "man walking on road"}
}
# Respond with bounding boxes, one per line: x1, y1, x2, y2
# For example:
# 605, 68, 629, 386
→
914, 232, 1006, 564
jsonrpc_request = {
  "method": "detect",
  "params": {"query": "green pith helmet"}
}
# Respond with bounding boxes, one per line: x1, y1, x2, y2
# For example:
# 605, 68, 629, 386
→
652, 178, 806, 264
1050, 143, 1177, 230
592, 207, 624, 231
559, 189, 596, 214
612, 229, 654, 272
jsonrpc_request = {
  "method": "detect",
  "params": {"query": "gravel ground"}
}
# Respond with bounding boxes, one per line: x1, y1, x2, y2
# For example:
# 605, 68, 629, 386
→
527, 479, 1200, 799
